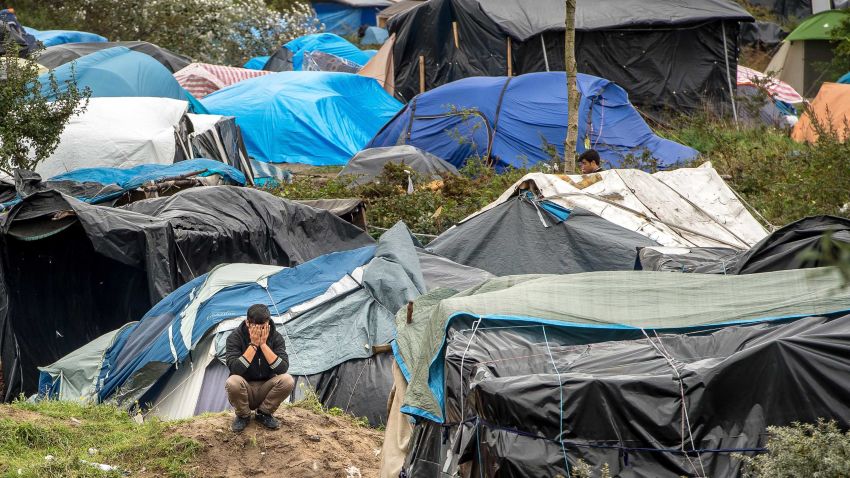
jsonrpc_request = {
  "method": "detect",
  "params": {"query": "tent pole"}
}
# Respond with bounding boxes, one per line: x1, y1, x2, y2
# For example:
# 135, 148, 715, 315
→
419, 55, 425, 93
507, 37, 512, 76
452, 22, 459, 49
541, 35, 550, 72
721, 22, 739, 127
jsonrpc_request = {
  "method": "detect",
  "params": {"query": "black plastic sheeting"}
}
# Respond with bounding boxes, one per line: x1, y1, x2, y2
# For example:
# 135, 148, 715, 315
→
739, 21, 787, 48
0, 188, 373, 400
188, 116, 255, 183
263, 47, 295, 72
36, 41, 192, 72
636, 216, 850, 275
388, 0, 749, 112
426, 197, 657, 276
403, 313, 850, 477
290, 352, 395, 427
6, 169, 125, 206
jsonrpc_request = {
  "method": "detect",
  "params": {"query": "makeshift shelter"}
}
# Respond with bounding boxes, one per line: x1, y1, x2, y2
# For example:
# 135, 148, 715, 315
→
465, 165, 767, 250
2, 159, 245, 209
0, 187, 373, 400
174, 63, 270, 98
791, 82, 850, 142
243, 56, 269, 70
36, 223, 491, 424
340, 146, 458, 187
202, 71, 403, 166
358, 33, 395, 93
35, 41, 191, 72
386, 0, 752, 111
263, 33, 371, 72
766, 9, 849, 97
34, 97, 188, 178
38, 47, 196, 107
311, 0, 391, 36
388, 267, 850, 477
637, 216, 850, 273
427, 194, 659, 276
367, 72, 698, 171
23, 26, 106, 46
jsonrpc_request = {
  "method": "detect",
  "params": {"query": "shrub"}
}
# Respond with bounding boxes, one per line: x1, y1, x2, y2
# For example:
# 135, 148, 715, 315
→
737, 419, 850, 477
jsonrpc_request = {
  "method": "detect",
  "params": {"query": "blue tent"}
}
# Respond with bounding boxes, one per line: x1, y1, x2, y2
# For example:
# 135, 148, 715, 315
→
39, 47, 206, 113
23, 26, 106, 46
202, 71, 402, 166
367, 72, 700, 171
311, 0, 390, 36
243, 55, 269, 70
361, 26, 388, 45
284, 33, 371, 70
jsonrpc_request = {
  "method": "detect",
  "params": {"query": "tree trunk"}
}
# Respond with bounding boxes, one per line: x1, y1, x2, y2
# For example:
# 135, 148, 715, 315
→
563, 0, 579, 172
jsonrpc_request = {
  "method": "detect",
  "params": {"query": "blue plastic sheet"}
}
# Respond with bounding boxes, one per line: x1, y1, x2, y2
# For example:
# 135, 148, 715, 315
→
313, 3, 381, 35
202, 71, 402, 165
243, 55, 270, 70
839, 71, 850, 84
367, 72, 699, 171
285, 33, 371, 70
24, 26, 106, 46
50, 159, 246, 203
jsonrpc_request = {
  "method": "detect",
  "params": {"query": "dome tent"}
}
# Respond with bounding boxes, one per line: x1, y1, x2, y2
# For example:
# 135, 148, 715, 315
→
367, 72, 698, 171
202, 71, 403, 166
36, 41, 191, 73
340, 145, 458, 187
23, 26, 106, 46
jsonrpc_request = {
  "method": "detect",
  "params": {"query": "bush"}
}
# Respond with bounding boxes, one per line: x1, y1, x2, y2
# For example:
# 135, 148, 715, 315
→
18, 0, 320, 66
737, 419, 850, 477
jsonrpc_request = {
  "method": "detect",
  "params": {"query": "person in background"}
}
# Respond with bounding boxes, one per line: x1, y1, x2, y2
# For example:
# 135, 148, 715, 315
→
578, 149, 604, 174
225, 304, 295, 432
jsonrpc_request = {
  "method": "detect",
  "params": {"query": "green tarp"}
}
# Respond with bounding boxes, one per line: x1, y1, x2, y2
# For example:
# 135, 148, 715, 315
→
394, 267, 850, 422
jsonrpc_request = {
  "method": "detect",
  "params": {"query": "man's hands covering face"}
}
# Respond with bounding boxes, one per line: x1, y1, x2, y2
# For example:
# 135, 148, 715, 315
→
247, 322, 269, 347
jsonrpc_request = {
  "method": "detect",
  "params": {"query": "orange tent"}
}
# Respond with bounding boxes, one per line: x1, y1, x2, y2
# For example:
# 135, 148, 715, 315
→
791, 82, 850, 143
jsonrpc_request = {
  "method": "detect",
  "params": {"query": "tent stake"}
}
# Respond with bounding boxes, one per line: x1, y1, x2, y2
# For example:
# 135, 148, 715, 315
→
507, 37, 513, 76
419, 55, 425, 93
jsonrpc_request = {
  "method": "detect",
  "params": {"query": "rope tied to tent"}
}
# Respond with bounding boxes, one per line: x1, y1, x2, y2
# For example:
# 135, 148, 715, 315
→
640, 328, 708, 477
542, 325, 572, 478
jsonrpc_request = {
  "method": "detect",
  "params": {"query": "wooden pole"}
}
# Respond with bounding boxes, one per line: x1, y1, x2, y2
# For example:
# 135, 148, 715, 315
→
452, 21, 459, 49
507, 37, 512, 76
419, 55, 425, 93
564, 0, 579, 171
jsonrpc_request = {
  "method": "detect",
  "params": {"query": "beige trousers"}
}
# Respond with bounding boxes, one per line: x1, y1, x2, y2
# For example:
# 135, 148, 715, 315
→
379, 361, 414, 478
225, 374, 295, 418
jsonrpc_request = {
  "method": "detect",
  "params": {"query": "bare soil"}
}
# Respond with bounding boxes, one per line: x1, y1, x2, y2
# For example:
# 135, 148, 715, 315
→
158, 406, 383, 478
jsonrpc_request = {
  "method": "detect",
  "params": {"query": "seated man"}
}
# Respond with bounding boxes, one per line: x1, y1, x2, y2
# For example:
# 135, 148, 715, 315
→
225, 304, 295, 432
578, 149, 604, 174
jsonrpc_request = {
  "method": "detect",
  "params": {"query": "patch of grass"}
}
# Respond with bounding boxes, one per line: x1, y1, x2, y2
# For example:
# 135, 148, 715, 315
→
0, 400, 201, 478
288, 385, 371, 428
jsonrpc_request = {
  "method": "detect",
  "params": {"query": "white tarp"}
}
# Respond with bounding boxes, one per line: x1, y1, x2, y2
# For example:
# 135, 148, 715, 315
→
35, 97, 189, 178
464, 164, 768, 249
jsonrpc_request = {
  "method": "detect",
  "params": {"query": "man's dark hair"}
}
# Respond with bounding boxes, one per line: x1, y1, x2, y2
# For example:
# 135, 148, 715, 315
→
578, 149, 601, 165
247, 304, 271, 324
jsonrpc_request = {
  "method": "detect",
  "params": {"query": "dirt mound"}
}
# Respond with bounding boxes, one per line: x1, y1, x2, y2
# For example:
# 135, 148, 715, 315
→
158, 406, 383, 478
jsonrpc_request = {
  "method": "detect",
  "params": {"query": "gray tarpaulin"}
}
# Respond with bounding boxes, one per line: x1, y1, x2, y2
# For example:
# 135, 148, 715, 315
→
340, 146, 458, 187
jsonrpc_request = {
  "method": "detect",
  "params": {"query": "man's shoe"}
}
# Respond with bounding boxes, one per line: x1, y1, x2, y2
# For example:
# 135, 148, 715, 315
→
255, 410, 281, 430
231, 415, 250, 433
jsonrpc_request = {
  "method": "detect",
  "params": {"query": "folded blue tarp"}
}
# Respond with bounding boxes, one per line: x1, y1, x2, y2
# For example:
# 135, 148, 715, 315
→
202, 71, 402, 165
51, 159, 246, 204
24, 26, 106, 46
367, 72, 699, 171
243, 55, 270, 70
39, 46, 206, 113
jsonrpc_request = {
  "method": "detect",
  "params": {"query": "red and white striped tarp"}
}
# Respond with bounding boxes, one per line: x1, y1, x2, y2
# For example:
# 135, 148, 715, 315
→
174, 63, 271, 98
737, 65, 804, 104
